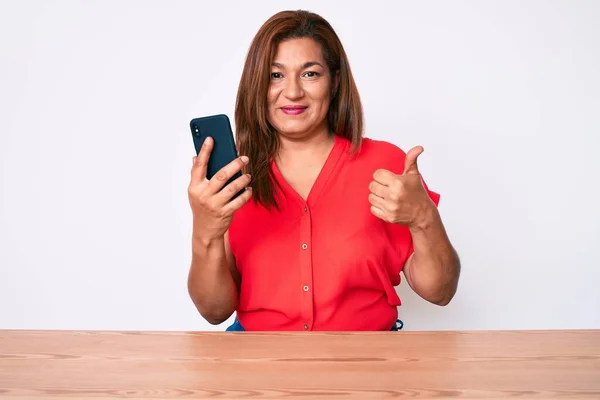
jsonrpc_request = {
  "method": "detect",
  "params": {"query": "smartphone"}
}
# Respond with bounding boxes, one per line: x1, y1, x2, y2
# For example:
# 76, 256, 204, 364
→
190, 114, 244, 199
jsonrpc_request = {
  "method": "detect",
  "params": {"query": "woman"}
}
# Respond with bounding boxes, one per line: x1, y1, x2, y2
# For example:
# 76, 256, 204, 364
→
187, 10, 460, 331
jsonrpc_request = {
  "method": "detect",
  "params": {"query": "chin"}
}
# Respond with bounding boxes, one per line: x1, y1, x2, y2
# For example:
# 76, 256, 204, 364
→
278, 122, 310, 135
271, 118, 311, 135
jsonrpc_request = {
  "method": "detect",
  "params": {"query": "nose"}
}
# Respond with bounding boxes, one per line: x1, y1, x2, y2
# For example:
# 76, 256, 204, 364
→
283, 76, 304, 100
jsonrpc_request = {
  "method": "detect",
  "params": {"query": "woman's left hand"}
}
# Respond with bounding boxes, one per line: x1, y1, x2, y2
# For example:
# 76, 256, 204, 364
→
368, 146, 436, 229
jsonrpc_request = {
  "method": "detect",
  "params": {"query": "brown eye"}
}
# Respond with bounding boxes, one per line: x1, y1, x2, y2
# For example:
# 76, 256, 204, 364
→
271, 73, 283, 79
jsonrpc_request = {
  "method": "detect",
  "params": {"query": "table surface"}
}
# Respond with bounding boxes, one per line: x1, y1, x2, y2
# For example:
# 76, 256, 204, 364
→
1, 329, 599, 399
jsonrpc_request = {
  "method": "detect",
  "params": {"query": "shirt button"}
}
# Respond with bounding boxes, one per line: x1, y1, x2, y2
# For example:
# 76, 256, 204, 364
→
304, 324, 309, 330
304, 206, 308, 212
302, 243, 308, 250
303, 285, 309, 292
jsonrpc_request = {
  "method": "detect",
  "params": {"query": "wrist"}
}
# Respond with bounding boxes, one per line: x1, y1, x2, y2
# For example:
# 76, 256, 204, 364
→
192, 233, 224, 252
409, 202, 439, 233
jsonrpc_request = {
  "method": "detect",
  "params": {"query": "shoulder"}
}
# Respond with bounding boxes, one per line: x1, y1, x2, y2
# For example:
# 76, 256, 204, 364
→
355, 137, 408, 175
359, 137, 407, 156
357, 137, 441, 205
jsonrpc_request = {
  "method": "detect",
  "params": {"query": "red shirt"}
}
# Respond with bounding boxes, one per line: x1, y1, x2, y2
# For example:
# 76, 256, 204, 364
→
228, 136, 440, 331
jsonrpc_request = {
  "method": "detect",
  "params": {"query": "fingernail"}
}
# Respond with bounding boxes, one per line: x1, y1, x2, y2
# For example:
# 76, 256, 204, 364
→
241, 156, 249, 163
204, 137, 212, 145
246, 186, 252, 191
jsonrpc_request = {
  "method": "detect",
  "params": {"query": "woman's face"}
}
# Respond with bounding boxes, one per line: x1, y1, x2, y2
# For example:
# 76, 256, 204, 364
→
267, 37, 336, 140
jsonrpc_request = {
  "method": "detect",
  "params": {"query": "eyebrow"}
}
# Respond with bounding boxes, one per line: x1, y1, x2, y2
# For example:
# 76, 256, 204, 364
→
271, 61, 324, 69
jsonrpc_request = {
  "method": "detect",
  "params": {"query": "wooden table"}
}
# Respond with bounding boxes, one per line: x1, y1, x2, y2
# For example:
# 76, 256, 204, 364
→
1, 330, 599, 399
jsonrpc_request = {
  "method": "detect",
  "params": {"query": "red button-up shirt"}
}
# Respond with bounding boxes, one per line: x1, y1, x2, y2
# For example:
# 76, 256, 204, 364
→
229, 136, 440, 331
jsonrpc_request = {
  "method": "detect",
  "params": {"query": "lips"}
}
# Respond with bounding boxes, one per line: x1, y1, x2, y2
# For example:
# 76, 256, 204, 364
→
281, 105, 307, 115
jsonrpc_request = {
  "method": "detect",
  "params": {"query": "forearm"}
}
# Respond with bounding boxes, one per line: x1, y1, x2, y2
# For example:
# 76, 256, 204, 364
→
188, 236, 239, 324
405, 205, 460, 305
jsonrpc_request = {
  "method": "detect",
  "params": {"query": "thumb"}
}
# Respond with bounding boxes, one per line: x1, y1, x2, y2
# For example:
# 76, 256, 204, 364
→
403, 146, 424, 175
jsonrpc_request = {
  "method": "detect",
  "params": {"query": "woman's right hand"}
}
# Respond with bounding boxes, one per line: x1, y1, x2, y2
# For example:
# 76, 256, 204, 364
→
188, 136, 253, 243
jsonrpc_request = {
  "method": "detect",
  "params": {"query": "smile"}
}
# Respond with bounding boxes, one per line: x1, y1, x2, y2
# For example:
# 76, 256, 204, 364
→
281, 106, 308, 115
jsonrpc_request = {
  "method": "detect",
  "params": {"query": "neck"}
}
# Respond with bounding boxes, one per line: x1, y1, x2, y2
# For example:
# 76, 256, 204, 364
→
276, 126, 334, 166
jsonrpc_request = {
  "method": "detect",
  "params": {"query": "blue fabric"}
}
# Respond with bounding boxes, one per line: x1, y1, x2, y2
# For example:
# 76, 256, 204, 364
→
225, 317, 404, 332
225, 317, 246, 331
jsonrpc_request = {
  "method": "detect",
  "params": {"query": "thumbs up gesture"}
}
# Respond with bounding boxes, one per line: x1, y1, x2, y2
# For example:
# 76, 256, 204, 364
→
368, 146, 435, 228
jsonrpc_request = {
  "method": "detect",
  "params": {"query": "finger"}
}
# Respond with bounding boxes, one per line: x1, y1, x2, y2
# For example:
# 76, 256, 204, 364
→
206, 155, 250, 194
372, 169, 396, 186
369, 180, 388, 199
215, 173, 252, 205
191, 137, 213, 183
368, 193, 388, 211
222, 187, 253, 215
370, 205, 387, 221
403, 146, 424, 176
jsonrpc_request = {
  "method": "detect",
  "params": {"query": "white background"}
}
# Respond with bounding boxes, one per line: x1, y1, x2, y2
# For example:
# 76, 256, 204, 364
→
1, 0, 599, 331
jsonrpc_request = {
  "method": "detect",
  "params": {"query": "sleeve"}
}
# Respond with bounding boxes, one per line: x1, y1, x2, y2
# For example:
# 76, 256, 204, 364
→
404, 164, 441, 264
403, 177, 440, 263
422, 178, 441, 207
387, 175, 440, 274
378, 139, 441, 207
377, 140, 441, 272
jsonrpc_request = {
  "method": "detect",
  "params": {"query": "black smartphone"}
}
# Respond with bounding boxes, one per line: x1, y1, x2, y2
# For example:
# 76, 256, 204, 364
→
190, 114, 243, 198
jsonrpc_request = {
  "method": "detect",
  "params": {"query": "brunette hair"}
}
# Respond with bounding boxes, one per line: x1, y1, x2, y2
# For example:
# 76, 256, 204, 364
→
235, 10, 363, 210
